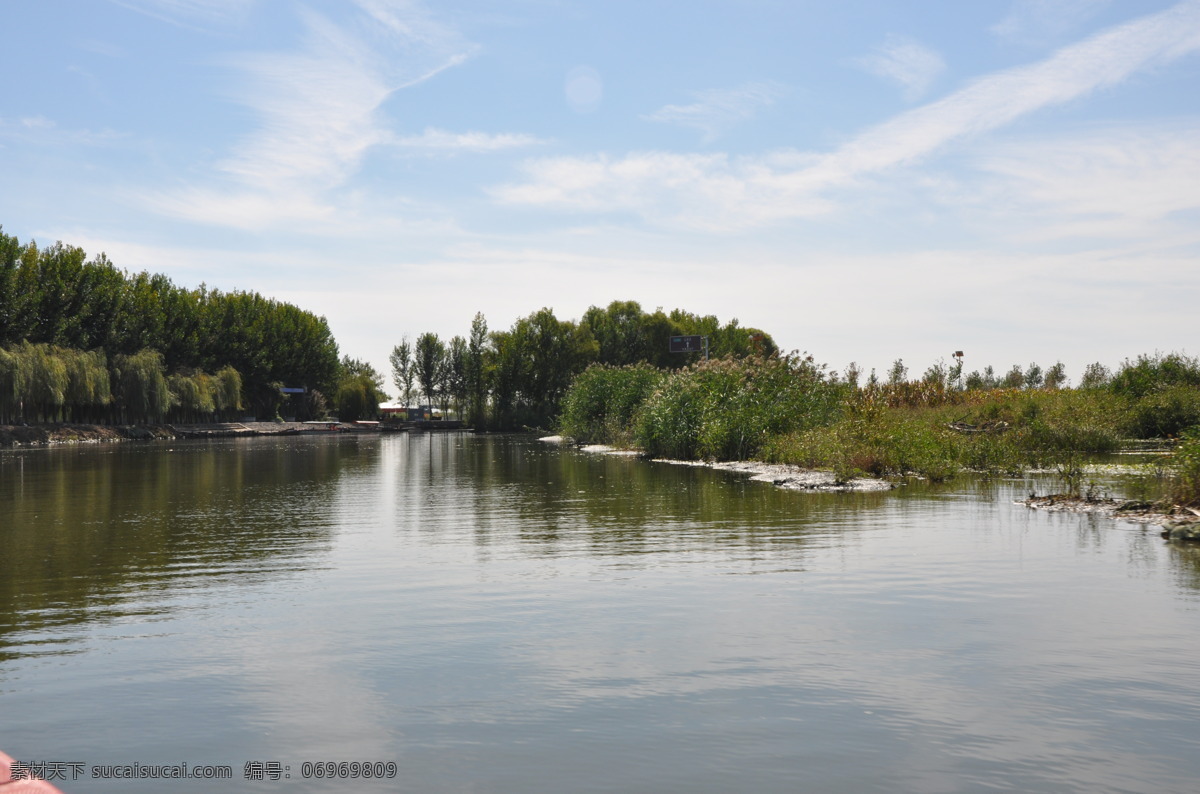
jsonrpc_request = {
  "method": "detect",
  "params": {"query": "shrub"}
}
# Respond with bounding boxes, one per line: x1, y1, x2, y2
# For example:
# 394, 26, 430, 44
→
1166, 427, 1200, 507
1127, 385, 1200, 439
1110, 352, 1200, 399
558, 363, 664, 445
635, 354, 845, 460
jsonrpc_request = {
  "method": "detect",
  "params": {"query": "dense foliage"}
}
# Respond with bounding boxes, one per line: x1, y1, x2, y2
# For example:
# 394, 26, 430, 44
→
633, 355, 845, 461
1168, 427, 1200, 508
0, 341, 245, 424
557, 346, 1200, 501
558, 364, 666, 446
0, 227, 340, 420
333, 357, 388, 422
396, 301, 774, 430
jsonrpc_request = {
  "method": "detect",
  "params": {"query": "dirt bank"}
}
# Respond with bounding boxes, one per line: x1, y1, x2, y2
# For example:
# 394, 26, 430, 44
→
0, 424, 177, 447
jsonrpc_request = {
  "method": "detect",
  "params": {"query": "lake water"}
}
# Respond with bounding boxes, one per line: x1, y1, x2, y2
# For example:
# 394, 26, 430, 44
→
2, 433, 1199, 793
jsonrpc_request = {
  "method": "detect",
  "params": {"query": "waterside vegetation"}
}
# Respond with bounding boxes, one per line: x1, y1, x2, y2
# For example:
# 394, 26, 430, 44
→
392, 300, 775, 431
559, 351, 1200, 508
1, 227, 340, 421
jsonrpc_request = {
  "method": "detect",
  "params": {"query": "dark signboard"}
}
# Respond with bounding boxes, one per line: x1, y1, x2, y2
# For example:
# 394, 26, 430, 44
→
280, 387, 307, 394
669, 335, 705, 353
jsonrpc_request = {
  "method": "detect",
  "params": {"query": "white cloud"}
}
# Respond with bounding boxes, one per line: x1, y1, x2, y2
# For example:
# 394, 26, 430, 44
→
856, 35, 945, 101
492, 150, 833, 231
20, 116, 55, 129
0, 115, 123, 147
972, 122, 1200, 243
215, 4, 470, 190
495, 0, 1200, 230
643, 82, 785, 142
392, 127, 548, 152
145, 188, 338, 231
146, 1, 475, 228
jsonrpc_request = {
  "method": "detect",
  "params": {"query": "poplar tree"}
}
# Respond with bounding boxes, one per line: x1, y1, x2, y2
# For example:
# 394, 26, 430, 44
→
389, 338, 415, 409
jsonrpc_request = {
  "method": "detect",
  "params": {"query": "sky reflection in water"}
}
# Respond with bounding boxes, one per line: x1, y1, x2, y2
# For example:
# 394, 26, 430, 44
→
2, 434, 1199, 792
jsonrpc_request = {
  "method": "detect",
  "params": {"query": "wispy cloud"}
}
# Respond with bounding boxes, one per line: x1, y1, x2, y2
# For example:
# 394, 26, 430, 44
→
145, 188, 339, 231
992, 0, 1111, 44
643, 82, 785, 142
0, 115, 123, 146
855, 34, 945, 101
80, 39, 127, 58
392, 128, 548, 152
492, 150, 833, 231
144, 0, 484, 227
495, 0, 1200, 230
973, 122, 1200, 243
110, 0, 255, 28
214, 3, 471, 190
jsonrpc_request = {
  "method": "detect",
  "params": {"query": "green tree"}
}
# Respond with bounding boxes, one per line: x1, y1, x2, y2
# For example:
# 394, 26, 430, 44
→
923, 359, 948, 386
112, 349, 172, 423
214, 366, 244, 420
488, 325, 526, 429
517, 308, 598, 426
1044, 362, 1068, 389
333, 357, 387, 421
444, 335, 468, 418
1024, 362, 1044, 390
389, 337, 416, 409
465, 313, 490, 427
1080, 362, 1111, 389
415, 332, 445, 408
334, 375, 385, 422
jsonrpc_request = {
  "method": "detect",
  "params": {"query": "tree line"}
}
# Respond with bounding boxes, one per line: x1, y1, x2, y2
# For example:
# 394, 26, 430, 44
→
0, 227, 341, 421
383, 300, 776, 429
0, 342, 244, 425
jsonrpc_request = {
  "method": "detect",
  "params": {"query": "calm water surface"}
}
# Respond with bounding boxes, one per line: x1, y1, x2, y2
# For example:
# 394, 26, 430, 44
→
2, 434, 1199, 792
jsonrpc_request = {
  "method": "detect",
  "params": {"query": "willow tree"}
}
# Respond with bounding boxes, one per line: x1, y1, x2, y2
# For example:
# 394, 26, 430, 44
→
168, 371, 216, 423
112, 349, 172, 423
21, 341, 68, 422
63, 348, 112, 423
0, 346, 18, 423
0, 228, 341, 419
214, 366, 244, 420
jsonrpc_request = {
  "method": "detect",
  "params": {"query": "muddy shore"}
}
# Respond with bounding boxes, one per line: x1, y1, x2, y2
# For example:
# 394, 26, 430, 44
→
1020, 493, 1199, 529
0, 423, 177, 447
0, 422, 356, 447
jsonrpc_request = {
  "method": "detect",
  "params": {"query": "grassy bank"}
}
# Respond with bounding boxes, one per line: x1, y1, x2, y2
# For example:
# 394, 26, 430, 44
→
558, 352, 1200, 505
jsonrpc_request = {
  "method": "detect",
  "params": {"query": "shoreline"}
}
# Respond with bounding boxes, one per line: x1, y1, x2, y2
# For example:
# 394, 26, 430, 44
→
0, 423, 178, 447
0, 422, 381, 448
541, 435, 892, 492
542, 436, 1197, 526
1020, 493, 1200, 530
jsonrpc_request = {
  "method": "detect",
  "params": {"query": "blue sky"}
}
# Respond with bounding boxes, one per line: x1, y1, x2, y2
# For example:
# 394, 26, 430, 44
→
2, 0, 1198, 383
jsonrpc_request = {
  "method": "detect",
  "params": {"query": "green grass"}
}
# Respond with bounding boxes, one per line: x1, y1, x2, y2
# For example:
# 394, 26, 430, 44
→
631, 355, 846, 461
